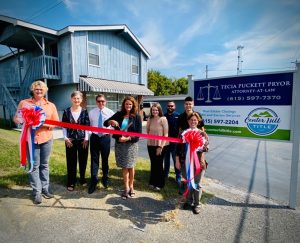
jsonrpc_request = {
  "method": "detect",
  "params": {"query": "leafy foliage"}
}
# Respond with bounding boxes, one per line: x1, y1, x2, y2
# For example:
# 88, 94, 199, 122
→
147, 70, 188, 95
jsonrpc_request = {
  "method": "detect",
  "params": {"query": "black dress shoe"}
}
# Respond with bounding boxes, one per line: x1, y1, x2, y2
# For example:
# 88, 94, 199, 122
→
101, 178, 109, 188
88, 183, 97, 194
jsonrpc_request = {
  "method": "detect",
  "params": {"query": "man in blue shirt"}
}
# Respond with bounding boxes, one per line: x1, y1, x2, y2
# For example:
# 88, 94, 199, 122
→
164, 100, 181, 187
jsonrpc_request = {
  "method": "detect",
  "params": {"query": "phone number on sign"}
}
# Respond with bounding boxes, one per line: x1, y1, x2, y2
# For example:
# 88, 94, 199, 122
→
204, 119, 239, 125
227, 95, 281, 101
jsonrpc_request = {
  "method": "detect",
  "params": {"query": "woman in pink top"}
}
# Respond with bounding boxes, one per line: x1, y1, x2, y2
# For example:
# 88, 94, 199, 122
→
146, 103, 169, 191
14, 80, 59, 204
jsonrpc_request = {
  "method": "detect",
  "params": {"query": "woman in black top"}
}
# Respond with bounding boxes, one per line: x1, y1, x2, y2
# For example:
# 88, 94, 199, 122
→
104, 96, 142, 199
62, 91, 90, 191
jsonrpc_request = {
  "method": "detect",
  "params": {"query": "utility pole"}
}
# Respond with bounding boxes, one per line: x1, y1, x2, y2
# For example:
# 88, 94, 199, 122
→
291, 60, 298, 70
205, 65, 208, 79
237, 45, 244, 75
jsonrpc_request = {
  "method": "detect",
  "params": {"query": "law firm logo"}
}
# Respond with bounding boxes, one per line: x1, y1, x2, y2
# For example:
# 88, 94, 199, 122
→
245, 108, 280, 136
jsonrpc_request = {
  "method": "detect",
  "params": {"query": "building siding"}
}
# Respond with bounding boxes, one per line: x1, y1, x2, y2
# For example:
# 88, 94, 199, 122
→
58, 35, 73, 84
81, 31, 143, 84
72, 31, 88, 82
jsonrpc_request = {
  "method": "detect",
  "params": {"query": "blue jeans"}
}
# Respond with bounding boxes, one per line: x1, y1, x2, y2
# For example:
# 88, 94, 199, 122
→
164, 142, 181, 182
28, 139, 53, 196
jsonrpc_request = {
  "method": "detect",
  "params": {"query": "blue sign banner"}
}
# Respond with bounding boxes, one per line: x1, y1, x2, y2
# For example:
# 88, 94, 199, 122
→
194, 72, 293, 106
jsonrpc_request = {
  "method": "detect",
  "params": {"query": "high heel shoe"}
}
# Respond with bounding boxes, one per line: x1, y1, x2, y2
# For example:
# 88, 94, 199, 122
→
121, 190, 129, 200
129, 189, 135, 198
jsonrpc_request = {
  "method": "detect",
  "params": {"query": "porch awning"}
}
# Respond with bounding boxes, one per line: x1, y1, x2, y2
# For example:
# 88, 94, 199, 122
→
79, 77, 154, 96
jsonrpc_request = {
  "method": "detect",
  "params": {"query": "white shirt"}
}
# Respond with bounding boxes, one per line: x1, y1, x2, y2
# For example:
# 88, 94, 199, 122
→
62, 109, 89, 140
88, 106, 115, 135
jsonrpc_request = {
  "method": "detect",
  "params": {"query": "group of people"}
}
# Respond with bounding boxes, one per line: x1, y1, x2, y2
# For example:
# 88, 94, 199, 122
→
14, 80, 208, 214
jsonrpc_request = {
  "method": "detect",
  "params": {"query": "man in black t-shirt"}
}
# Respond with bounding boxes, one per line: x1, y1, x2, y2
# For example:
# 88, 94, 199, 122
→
177, 96, 205, 134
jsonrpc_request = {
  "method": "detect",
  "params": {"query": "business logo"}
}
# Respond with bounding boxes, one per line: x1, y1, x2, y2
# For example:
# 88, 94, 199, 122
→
245, 108, 280, 136
197, 83, 222, 103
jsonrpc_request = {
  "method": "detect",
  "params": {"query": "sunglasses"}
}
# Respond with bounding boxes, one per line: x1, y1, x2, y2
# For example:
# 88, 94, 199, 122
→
97, 100, 105, 103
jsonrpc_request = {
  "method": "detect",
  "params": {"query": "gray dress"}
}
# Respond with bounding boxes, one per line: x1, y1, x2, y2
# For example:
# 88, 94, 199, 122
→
115, 142, 138, 168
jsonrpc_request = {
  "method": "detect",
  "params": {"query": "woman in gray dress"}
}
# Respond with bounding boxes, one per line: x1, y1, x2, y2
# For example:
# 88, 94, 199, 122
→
104, 96, 142, 199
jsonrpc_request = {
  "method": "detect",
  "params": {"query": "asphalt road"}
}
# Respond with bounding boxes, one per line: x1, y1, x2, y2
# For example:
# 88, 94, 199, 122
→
131, 127, 300, 207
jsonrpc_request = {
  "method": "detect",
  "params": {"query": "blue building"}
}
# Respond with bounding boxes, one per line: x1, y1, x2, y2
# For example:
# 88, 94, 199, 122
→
143, 94, 187, 114
0, 15, 153, 123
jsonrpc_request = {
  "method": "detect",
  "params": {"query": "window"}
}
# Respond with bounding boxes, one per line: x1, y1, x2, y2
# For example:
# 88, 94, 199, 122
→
88, 42, 100, 66
131, 56, 139, 74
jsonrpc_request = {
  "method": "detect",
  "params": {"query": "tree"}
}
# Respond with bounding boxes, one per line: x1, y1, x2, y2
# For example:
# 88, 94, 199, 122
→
147, 69, 188, 95
173, 77, 188, 94
147, 69, 173, 96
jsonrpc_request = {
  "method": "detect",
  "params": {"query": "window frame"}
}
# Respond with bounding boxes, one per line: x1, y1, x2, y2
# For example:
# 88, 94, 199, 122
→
131, 55, 139, 75
88, 41, 100, 67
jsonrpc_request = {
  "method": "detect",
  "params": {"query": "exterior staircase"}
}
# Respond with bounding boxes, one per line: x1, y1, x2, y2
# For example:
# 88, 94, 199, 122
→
0, 55, 60, 127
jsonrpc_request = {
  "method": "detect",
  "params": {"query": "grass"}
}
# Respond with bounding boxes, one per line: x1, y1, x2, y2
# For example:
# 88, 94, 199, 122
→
0, 128, 213, 203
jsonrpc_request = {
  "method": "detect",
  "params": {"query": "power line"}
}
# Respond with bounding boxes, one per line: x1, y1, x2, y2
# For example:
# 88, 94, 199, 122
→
26, 0, 65, 22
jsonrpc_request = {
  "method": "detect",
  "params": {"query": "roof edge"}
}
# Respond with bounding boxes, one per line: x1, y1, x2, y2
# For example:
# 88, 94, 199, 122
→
0, 15, 57, 35
0, 15, 150, 59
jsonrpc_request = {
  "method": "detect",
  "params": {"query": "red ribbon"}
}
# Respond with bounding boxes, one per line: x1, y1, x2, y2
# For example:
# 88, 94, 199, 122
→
183, 129, 204, 151
20, 107, 45, 167
182, 129, 205, 198
45, 119, 182, 143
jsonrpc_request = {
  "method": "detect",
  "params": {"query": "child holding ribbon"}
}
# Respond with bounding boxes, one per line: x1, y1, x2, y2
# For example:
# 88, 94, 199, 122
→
175, 112, 209, 214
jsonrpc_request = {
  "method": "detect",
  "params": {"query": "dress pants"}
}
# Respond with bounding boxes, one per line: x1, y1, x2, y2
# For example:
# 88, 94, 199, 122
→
164, 142, 182, 181
65, 139, 88, 187
90, 133, 111, 183
147, 145, 166, 188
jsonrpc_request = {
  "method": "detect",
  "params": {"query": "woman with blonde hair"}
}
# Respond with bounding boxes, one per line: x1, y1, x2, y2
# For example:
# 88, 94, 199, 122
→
14, 80, 59, 204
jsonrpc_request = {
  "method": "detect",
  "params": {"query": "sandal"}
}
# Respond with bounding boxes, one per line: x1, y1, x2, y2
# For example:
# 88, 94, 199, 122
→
129, 189, 135, 198
67, 185, 74, 191
121, 190, 129, 200
80, 179, 88, 187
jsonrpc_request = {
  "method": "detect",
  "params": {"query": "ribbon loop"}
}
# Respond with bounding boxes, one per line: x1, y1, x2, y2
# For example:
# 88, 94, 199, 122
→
181, 129, 207, 198
19, 105, 45, 172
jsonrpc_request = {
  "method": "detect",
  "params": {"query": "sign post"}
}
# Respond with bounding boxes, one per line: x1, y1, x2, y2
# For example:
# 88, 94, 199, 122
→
289, 62, 300, 209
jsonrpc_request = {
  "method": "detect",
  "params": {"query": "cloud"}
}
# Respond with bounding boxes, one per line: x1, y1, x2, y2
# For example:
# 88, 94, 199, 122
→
139, 22, 178, 70
177, 0, 226, 45
193, 9, 300, 78
63, 0, 78, 12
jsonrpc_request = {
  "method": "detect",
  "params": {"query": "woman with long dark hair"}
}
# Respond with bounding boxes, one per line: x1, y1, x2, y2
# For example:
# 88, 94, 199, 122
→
104, 96, 142, 199
146, 103, 169, 191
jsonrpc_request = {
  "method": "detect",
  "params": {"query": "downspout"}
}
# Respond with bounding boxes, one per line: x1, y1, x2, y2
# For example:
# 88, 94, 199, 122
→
17, 49, 22, 87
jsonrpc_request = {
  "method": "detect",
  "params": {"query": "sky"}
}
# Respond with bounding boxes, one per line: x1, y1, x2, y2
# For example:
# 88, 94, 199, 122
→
0, 0, 300, 79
